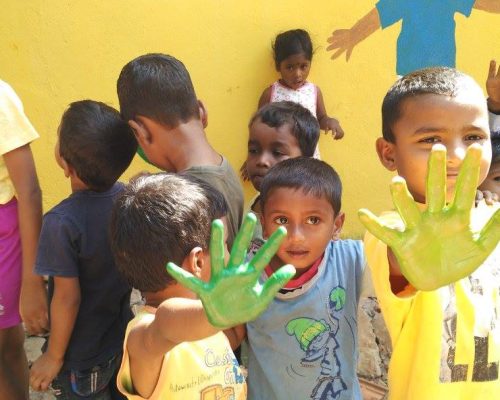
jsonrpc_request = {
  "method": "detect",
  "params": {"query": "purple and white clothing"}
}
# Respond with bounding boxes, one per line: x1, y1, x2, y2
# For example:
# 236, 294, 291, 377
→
270, 80, 317, 117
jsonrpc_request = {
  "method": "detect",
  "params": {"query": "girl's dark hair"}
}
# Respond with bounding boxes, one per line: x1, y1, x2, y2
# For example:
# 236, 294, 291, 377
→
273, 29, 313, 70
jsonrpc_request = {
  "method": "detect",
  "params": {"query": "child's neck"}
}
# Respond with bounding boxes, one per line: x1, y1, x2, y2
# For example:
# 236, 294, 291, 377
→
142, 284, 197, 308
166, 120, 222, 171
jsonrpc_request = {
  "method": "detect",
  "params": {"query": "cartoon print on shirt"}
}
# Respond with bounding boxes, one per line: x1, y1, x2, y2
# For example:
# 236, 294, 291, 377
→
440, 250, 500, 383
286, 286, 347, 399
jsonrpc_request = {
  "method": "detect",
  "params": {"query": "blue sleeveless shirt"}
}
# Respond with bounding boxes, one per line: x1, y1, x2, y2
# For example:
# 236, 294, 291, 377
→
247, 239, 364, 400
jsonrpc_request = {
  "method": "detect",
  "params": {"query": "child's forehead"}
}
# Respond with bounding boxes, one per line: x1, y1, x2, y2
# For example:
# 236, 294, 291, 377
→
393, 92, 488, 134
250, 119, 295, 139
265, 186, 334, 210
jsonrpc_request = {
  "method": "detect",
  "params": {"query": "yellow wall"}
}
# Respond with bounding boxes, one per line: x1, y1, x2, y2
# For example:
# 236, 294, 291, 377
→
1, 1, 498, 237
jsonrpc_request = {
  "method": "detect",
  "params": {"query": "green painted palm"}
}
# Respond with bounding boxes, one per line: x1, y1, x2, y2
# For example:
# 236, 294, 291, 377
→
359, 144, 500, 291
167, 213, 295, 328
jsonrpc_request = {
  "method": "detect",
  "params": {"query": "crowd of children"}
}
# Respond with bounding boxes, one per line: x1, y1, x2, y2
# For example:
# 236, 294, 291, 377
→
0, 26, 499, 400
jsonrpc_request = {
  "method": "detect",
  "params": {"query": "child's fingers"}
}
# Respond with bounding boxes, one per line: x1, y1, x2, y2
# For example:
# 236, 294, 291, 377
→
489, 59, 498, 79
260, 264, 296, 303
166, 262, 205, 294
477, 208, 500, 253
228, 213, 256, 269
251, 227, 287, 274
209, 220, 226, 278
452, 144, 482, 212
426, 145, 447, 213
358, 209, 400, 248
390, 176, 421, 229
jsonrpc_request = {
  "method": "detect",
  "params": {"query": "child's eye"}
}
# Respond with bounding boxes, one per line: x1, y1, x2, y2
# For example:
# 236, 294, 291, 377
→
493, 176, 500, 182
306, 216, 320, 225
248, 147, 259, 154
272, 150, 286, 157
274, 216, 288, 225
464, 134, 486, 142
419, 137, 440, 144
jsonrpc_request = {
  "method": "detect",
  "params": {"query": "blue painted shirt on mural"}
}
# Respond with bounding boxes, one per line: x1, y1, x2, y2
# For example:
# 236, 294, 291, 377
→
376, 0, 475, 75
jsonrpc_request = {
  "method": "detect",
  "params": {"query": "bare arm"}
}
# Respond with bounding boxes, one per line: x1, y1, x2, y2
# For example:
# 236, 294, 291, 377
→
316, 87, 344, 139
258, 86, 272, 109
224, 324, 246, 350
327, 8, 381, 61
474, 0, 500, 13
3, 144, 47, 335
30, 277, 80, 391
126, 298, 218, 398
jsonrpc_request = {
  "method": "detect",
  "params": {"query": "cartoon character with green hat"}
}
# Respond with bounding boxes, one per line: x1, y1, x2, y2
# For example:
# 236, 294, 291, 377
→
286, 286, 347, 399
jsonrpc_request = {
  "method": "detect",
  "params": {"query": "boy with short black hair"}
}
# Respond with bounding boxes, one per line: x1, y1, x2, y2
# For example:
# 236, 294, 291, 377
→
29, 100, 137, 398
110, 173, 293, 399
116, 53, 244, 247
361, 67, 500, 398
246, 157, 365, 400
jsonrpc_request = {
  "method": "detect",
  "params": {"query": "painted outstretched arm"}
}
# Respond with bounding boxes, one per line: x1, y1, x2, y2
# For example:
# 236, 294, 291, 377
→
359, 144, 500, 291
167, 213, 296, 328
326, 8, 381, 61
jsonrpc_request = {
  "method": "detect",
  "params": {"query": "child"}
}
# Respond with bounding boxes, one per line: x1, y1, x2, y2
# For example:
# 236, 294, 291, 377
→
479, 133, 500, 197
259, 29, 344, 142
246, 157, 365, 400
29, 100, 137, 398
245, 101, 319, 242
110, 173, 293, 399
0, 80, 44, 399
360, 67, 500, 398
117, 53, 244, 248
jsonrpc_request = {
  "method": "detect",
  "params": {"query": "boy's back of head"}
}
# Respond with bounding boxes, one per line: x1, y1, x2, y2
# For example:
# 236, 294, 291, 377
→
59, 100, 137, 192
117, 53, 200, 127
382, 67, 486, 142
110, 173, 227, 293
250, 101, 319, 157
260, 157, 342, 215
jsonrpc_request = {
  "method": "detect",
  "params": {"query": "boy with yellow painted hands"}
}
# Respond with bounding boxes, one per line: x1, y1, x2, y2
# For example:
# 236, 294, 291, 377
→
360, 67, 500, 398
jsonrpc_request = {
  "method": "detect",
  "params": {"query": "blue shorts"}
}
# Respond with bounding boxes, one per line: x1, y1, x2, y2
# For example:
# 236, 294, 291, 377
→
50, 353, 125, 400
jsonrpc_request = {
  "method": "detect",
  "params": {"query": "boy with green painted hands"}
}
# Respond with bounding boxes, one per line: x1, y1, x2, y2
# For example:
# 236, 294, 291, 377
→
360, 143, 500, 291
110, 173, 294, 399
362, 67, 500, 399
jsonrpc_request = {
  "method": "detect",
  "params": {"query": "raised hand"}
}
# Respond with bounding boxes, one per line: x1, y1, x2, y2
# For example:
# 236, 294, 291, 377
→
167, 213, 295, 328
359, 144, 500, 291
487, 59, 500, 113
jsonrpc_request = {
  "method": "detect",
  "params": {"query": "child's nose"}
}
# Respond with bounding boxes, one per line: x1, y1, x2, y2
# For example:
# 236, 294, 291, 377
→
256, 153, 272, 167
288, 224, 305, 241
447, 144, 467, 168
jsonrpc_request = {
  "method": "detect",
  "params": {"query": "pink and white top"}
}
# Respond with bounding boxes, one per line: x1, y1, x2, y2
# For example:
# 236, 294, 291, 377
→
270, 80, 317, 117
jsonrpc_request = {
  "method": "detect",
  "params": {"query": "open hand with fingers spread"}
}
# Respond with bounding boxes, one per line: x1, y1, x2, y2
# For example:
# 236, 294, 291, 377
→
167, 213, 296, 328
359, 144, 500, 291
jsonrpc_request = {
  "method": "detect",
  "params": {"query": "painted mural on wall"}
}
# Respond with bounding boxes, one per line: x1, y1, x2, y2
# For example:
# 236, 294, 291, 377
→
327, 0, 500, 75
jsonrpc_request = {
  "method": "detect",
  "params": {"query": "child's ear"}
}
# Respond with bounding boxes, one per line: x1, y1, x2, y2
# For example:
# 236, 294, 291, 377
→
128, 118, 153, 147
182, 247, 207, 280
198, 100, 208, 128
59, 156, 72, 178
376, 137, 398, 171
331, 211, 345, 241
